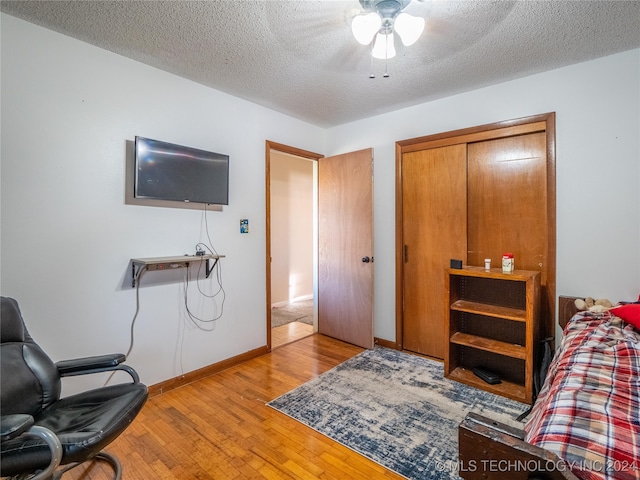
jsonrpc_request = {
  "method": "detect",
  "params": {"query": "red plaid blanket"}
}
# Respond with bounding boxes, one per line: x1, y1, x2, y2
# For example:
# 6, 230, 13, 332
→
524, 311, 640, 480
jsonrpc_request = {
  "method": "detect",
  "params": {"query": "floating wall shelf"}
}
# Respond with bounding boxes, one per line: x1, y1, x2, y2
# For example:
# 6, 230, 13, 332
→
130, 254, 224, 287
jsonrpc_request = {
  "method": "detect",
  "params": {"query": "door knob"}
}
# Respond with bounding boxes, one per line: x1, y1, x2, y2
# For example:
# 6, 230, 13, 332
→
362, 256, 371, 263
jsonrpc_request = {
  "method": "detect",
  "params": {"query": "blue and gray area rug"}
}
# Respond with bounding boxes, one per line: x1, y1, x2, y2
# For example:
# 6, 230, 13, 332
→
267, 347, 528, 479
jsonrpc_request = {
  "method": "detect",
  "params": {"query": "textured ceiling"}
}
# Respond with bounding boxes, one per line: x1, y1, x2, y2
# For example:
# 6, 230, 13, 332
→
2, 0, 640, 127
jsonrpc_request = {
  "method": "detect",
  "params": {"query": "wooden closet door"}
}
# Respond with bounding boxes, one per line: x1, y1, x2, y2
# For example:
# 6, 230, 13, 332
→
467, 132, 548, 292
402, 144, 467, 358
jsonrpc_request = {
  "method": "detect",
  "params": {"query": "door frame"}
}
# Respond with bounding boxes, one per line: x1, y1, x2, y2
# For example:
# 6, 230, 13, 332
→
265, 141, 323, 351
395, 112, 557, 350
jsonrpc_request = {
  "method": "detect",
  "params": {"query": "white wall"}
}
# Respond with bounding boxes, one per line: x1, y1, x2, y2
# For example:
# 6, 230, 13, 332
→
1, 14, 325, 392
326, 49, 640, 341
2, 14, 639, 389
270, 152, 314, 305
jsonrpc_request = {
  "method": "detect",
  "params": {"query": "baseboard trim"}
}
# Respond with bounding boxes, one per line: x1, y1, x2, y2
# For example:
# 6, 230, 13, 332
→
148, 345, 270, 397
374, 337, 400, 350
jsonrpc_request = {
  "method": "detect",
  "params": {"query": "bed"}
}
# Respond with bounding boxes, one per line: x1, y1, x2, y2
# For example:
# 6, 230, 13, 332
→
458, 296, 640, 480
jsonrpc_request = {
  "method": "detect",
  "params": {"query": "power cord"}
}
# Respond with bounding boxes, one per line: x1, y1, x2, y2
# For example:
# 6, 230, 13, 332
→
181, 204, 226, 327
104, 264, 147, 386
183, 262, 225, 327
126, 265, 148, 358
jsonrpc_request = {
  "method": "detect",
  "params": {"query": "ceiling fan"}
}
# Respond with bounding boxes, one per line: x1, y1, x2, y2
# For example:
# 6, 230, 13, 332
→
262, 1, 517, 80
352, 0, 425, 60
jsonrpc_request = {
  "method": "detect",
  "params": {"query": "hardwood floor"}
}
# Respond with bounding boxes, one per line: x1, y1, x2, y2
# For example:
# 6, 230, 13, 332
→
271, 321, 314, 348
67, 334, 405, 479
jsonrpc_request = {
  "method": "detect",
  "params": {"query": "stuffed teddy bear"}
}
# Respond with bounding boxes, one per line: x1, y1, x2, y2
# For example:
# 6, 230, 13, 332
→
574, 297, 614, 313
572, 295, 640, 330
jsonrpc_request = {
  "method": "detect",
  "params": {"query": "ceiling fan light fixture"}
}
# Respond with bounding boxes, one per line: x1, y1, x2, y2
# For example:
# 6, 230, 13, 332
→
354, 0, 422, 75
394, 12, 425, 46
352, 12, 382, 45
372, 32, 396, 59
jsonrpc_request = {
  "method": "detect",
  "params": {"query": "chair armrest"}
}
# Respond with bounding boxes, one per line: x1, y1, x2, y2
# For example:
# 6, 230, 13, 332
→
56, 354, 141, 383
56, 353, 126, 375
1, 414, 34, 442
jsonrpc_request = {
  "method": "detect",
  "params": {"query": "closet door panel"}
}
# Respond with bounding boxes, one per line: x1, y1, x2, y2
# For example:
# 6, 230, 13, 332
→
402, 144, 467, 358
467, 132, 547, 277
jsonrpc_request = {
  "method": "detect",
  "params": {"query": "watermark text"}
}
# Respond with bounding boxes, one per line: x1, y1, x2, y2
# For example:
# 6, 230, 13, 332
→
434, 459, 640, 474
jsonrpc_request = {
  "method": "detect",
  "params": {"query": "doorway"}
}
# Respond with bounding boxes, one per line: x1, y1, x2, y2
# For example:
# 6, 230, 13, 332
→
266, 142, 375, 351
266, 142, 322, 349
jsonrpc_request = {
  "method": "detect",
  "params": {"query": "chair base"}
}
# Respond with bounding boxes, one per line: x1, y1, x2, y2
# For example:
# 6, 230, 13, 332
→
95, 451, 123, 480
62, 450, 122, 480
9, 451, 122, 480
56, 451, 122, 480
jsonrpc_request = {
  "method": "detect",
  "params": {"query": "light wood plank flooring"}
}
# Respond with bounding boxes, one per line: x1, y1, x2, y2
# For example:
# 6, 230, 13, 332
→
67, 334, 405, 479
272, 321, 314, 348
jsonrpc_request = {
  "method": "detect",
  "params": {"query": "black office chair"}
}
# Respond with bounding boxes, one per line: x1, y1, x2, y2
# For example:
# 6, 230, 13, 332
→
0, 296, 148, 479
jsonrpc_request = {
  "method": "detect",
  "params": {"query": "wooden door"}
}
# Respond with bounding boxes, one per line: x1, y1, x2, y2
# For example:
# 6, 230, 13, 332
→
401, 144, 467, 358
467, 132, 548, 317
318, 149, 374, 349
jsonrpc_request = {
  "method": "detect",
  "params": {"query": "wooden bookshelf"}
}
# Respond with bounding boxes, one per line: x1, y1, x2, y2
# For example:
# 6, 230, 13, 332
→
445, 266, 540, 404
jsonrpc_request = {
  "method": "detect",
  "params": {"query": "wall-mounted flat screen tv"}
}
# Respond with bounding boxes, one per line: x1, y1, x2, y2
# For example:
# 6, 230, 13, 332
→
134, 136, 229, 205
